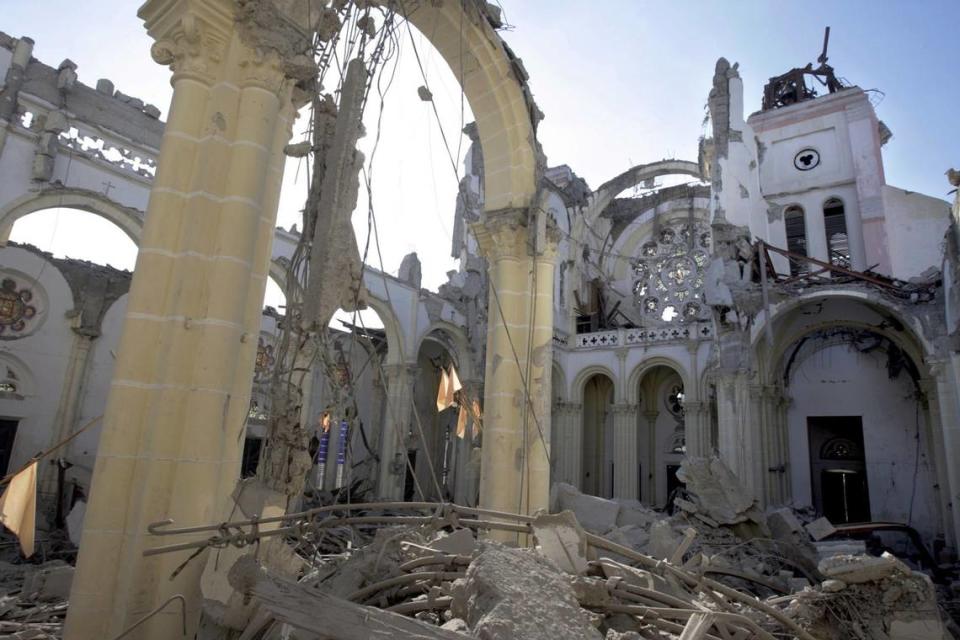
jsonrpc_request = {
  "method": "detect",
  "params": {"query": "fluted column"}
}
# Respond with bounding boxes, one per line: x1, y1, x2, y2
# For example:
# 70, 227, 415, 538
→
377, 363, 418, 500
473, 210, 558, 527
65, 3, 305, 637
611, 403, 639, 499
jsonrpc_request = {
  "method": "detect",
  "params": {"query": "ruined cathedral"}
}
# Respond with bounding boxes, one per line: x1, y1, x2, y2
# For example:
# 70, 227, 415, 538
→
0, 2, 958, 639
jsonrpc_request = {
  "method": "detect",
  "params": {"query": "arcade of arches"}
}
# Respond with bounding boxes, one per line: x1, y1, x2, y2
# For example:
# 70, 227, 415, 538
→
0, 4, 959, 639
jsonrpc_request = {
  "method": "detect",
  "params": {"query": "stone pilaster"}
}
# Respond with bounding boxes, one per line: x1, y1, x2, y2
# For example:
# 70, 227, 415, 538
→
715, 371, 763, 499
928, 360, 960, 552
377, 363, 418, 500
41, 330, 94, 494
551, 401, 582, 488
682, 400, 706, 458
65, 2, 306, 637
642, 410, 658, 505
611, 403, 639, 499
472, 209, 558, 527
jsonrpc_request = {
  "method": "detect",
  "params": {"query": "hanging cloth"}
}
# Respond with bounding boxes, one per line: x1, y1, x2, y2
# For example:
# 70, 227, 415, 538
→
436, 369, 454, 412
0, 461, 37, 557
470, 398, 483, 435
448, 364, 462, 393
456, 404, 469, 439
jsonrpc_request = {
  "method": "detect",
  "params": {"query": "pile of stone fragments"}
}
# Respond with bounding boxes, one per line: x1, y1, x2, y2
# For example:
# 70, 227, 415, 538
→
2, 457, 959, 639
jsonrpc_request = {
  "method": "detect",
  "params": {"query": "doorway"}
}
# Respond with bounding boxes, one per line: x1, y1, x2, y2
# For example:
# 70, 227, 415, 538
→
0, 419, 18, 475
808, 416, 870, 523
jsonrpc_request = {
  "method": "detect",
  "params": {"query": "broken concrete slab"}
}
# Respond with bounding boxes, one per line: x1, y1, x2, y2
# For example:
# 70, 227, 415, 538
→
675, 457, 766, 528
429, 528, 477, 557
530, 510, 589, 575
767, 507, 803, 539
612, 498, 658, 529
450, 544, 602, 639
21, 563, 73, 602
804, 517, 836, 541
818, 553, 903, 584
550, 483, 619, 534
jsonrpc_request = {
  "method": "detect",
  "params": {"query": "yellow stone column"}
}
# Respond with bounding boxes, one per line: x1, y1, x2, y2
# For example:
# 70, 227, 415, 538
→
64, 2, 304, 638
473, 211, 558, 525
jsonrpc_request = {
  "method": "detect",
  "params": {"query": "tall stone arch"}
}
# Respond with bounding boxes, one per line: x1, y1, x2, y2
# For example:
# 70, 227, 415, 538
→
66, 2, 546, 638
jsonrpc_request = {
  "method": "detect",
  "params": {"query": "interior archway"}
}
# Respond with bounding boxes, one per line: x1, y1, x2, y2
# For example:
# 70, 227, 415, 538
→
636, 364, 686, 507
762, 295, 945, 546
7, 207, 138, 270
582, 373, 614, 498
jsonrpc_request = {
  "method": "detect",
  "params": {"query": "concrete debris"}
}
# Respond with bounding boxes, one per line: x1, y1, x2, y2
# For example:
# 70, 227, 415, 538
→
0, 560, 72, 638
550, 482, 621, 534
21, 564, 74, 602
805, 516, 837, 541
81, 492, 960, 640
530, 510, 589, 575
674, 457, 767, 529
449, 544, 602, 639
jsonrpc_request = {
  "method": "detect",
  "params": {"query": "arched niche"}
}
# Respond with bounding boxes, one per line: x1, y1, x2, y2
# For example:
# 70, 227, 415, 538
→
633, 363, 686, 507
758, 293, 946, 545
579, 371, 614, 498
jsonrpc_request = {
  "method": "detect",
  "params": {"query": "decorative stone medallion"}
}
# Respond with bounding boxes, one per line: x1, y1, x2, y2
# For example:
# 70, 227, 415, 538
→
0, 278, 36, 337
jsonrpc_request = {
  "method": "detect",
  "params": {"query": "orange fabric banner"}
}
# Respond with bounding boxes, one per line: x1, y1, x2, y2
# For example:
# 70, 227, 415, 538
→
0, 461, 37, 557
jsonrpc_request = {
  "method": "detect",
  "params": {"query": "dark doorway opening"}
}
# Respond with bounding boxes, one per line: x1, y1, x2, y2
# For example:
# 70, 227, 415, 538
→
808, 416, 870, 523
0, 419, 18, 475
240, 437, 263, 478
403, 449, 418, 501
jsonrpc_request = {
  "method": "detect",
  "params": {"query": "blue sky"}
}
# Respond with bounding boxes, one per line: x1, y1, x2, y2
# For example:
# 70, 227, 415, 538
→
4, 1, 957, 303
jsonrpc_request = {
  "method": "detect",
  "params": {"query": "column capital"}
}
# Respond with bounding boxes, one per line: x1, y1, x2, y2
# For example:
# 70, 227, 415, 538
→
141, 0, 316, 94
554, 401, 582, 414
611, 402, 638, 416
382, 362, 419, 381
141, 0, 234, 83
470, 208, 529, 260
470, 207, 560, 261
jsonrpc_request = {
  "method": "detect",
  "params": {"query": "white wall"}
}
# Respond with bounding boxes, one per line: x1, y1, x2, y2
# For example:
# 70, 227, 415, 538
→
883, 186, 950, 280
0, 247, 75, 474
786, 341, 938, 540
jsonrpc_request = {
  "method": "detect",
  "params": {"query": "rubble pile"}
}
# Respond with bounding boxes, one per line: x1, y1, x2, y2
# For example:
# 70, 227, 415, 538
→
175, 458, 947, 639
0, 560, 73, 639
1, 458, 956, 639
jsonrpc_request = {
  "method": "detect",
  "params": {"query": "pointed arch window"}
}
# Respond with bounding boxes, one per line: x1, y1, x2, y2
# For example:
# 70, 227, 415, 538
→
823, 198, 849, 268
784, 205, 808, 276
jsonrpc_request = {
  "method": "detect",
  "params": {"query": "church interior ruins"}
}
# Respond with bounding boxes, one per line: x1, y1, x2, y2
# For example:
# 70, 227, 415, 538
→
0, 2, 958, 639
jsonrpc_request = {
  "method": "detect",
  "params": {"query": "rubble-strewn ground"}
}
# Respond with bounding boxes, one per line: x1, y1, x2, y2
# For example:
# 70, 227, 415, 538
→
3, 457, 960, 639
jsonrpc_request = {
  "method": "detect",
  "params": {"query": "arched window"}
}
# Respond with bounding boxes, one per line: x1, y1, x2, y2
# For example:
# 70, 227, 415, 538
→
823, 198, 849, 268
784, 205, 808, 276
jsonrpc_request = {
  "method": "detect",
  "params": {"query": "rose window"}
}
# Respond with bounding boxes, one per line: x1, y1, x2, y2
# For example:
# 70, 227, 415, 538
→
631, 220, 711, 324
0, 278, 37, 337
